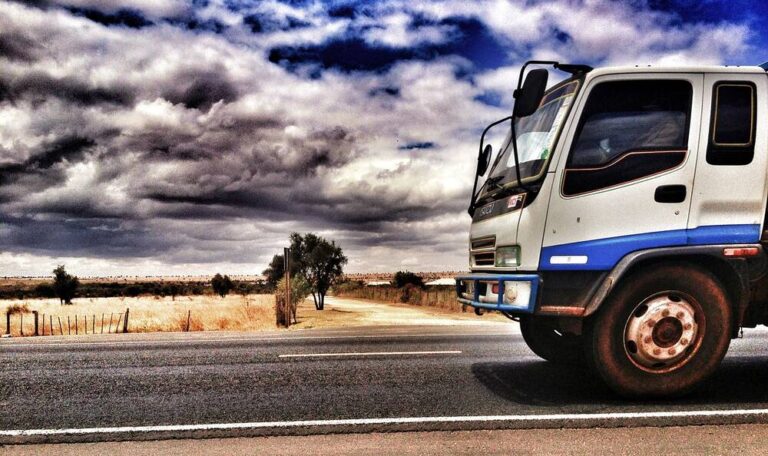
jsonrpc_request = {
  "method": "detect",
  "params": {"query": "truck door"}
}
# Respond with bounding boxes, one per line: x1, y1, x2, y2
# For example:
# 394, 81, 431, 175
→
687, 73, 768, 241
541, 73, 703, 271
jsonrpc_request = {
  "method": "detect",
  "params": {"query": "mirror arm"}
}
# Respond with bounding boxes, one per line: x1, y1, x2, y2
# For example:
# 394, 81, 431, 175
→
468, 115, 514, 216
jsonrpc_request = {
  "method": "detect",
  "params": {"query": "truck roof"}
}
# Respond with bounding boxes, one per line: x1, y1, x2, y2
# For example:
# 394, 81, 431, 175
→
587, 64, 767, 78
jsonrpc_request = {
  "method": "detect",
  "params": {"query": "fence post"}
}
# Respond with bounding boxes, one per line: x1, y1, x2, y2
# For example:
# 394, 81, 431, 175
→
101, 314, 105, 334
284, 247, 291, 327
5, 311, 9, 335
75, 315, 78, 335
33, 311, 39, 336
186, 310, 191, 332
123, 308, 129, 333
58, 316, 63, 335
108, 313, 114, 333
92, 315, 95, 334
20, 313, 23, 336
67, 316, 70, 335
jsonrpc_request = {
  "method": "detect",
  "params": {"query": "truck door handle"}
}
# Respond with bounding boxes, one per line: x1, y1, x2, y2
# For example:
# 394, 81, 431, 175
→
654, 185, 687, 203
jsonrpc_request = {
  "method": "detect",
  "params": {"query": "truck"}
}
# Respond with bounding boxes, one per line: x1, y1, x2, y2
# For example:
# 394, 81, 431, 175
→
456, 60, 768, 397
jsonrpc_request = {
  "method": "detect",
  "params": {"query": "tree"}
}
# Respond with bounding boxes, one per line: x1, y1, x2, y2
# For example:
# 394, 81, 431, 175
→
392, 271, 424, 288
211, 273, 234, 298
289, 232, 347, 310
262, 254, 287, 290
52, 265, 79, 305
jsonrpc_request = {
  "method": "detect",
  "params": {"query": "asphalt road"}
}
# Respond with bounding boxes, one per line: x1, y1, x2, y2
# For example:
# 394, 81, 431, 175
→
3, 314, 768, 444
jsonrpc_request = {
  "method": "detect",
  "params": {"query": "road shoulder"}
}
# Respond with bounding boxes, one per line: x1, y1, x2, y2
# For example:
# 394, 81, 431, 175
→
6, 424, 768, 455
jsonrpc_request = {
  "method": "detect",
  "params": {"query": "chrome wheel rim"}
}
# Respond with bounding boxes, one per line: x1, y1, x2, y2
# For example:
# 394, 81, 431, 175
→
624, 293, 701, 373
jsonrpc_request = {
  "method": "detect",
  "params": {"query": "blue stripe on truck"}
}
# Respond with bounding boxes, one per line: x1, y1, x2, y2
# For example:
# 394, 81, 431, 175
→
539, 224, 760, 271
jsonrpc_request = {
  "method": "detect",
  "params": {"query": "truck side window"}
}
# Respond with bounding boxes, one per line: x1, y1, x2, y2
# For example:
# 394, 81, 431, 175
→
563, 80, 692, 196
707, 82, 756, 165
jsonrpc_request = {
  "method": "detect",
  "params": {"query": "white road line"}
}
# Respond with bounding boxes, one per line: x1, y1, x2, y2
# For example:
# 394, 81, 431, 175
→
3, 409, 768, 437
278, 350, 462, 358
0, 332, 513, 348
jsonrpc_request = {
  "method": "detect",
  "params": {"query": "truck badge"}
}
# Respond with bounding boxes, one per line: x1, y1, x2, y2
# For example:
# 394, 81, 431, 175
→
479, 202, 494, 216
507, 194, 524, 209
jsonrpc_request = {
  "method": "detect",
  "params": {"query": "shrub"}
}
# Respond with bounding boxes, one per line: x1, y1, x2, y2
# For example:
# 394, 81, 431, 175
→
333, 280, 365, 294
274, 276, 311, 327
393, 271, 424, 289
399, 283, 420, 303
212, 273, 234, 298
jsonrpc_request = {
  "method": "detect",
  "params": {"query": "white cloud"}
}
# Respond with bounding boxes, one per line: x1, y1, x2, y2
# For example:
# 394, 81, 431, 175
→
361, 12, 454, 48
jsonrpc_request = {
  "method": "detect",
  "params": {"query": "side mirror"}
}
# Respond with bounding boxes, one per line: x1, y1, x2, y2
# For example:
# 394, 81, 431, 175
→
513, 68, 548, 118
477, 144, 492, 176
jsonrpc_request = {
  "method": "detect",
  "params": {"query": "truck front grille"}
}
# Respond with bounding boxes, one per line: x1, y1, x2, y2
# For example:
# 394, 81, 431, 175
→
471, 237, 495, 250
470, 236, 496, 267
473, 252, 495, 266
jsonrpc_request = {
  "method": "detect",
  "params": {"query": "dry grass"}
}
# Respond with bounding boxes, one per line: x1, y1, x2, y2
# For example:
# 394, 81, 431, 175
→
0, 294, 275, 337
0, 291, 495, 338
6, 303, 30, 315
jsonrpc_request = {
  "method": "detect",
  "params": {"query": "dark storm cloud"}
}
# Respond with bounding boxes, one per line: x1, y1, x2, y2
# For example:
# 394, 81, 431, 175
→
161, 69, 239, 110
0, 136, 95, 185
0, 31, 41, 62
168, 16, 228, 33
0, 215, 175, 257
0, 71, 135, 106
368, 86, 400, 97
120, 119, 458, 230
135, 126, 361, 207
6, 0, 51, 9
66, 7, 153, 29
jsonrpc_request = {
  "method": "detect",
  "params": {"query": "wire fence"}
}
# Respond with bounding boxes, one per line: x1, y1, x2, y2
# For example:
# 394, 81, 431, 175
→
4, 309, 129, 337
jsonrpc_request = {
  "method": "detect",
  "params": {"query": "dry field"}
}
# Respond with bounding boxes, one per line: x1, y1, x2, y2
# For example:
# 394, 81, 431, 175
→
0, 275, 263, 286
0, 294, 371, 337
0, 295, 274, 336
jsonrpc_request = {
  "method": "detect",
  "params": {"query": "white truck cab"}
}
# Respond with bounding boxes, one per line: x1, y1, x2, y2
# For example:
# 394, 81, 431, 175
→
457, 61, 768, 397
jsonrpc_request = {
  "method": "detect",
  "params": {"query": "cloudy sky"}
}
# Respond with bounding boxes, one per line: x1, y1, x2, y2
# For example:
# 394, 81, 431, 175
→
0, 0, 765, 276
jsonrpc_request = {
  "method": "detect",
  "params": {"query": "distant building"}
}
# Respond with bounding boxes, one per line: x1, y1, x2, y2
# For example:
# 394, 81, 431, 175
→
425, 278, 456, 286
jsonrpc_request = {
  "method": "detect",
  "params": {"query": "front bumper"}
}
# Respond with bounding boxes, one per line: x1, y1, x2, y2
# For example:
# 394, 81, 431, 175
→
455, 273, 540, 314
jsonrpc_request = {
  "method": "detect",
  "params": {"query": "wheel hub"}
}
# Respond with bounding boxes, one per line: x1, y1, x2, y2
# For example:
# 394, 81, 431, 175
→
624, 294, 698, 370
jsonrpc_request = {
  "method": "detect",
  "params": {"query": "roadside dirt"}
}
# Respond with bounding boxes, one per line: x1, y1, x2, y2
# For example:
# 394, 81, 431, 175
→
291, 296, 507, 329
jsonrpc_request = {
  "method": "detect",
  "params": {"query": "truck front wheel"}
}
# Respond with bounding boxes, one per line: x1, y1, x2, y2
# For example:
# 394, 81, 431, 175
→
585, 264, 731, 397
520, 316, 583, 364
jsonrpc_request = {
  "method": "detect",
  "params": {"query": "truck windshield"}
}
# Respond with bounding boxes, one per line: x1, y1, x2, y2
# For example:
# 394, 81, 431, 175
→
483, 79, 579, 195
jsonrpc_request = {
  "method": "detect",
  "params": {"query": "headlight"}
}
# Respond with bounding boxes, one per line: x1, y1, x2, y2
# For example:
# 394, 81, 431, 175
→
495, 246, 520, 267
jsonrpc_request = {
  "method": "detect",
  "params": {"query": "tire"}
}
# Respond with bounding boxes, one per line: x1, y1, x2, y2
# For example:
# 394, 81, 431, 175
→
520, 316, 584, 364
584, 264, 732, 397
